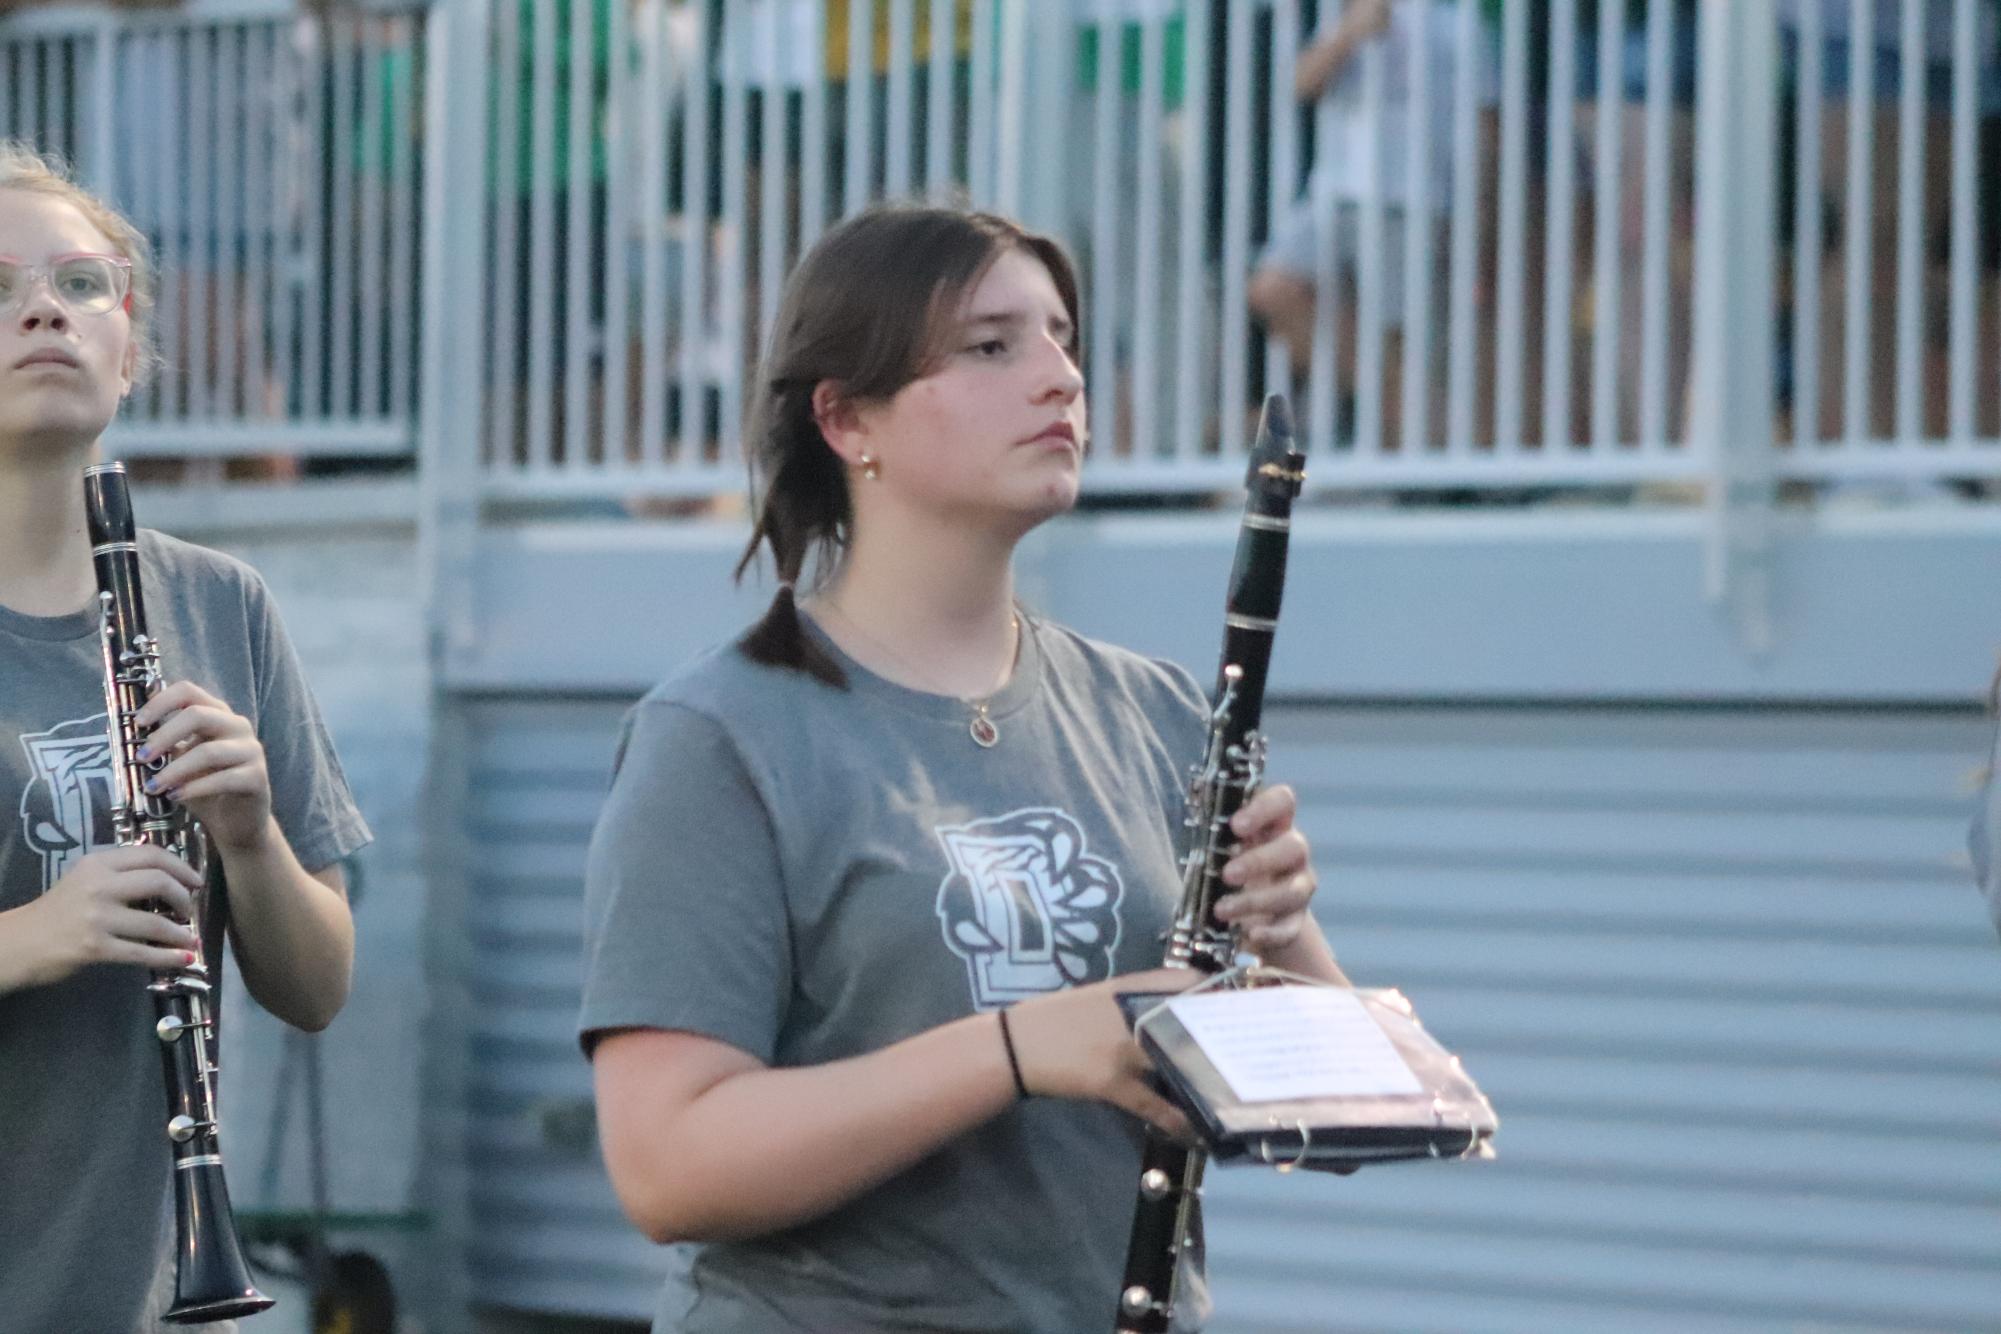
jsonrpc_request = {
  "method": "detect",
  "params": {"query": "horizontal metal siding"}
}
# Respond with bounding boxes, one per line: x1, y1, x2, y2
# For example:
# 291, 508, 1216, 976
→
1202, 704, 2001, 1334
460, 700, 666, 1318
454, 697, 2001, 1328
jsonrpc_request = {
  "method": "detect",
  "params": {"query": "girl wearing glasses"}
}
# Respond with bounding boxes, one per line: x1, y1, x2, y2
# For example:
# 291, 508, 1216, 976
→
0, 142, 370, 1331
581, 206, 1347, 1331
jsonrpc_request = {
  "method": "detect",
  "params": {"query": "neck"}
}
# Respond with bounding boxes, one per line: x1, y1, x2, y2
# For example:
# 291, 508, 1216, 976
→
816, 505, 1024, 699
0, 435, 99, 617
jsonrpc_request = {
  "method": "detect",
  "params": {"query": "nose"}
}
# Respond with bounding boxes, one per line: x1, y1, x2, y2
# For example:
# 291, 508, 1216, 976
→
1034, 331, 1083, 404
16, 277, 71, 333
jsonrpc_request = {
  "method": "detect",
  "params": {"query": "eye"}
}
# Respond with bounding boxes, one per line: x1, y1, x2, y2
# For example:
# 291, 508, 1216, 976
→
968, 338, 1008, 358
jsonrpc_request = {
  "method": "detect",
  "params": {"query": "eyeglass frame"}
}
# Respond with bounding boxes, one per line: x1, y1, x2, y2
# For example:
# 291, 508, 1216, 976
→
0, 252, 135, 319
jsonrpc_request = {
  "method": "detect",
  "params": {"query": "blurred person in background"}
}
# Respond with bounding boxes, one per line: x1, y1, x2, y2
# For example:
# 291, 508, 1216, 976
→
1250, 0, 1482, 452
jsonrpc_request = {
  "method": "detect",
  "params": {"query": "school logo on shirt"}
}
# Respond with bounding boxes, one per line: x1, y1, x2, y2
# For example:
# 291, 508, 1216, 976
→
19, 715, 115, 894
934, 807, 1125, 1009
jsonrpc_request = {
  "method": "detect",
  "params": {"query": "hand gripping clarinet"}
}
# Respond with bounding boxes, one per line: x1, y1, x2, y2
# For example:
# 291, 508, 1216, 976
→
85, 462, 275, 1324
1112, 396, 1306, 1334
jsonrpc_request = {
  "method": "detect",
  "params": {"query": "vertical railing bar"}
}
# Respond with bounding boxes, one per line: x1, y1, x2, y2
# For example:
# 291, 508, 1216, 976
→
718, 13, 748, 468
994, 0, 1026, 216
885, 0, 914, 199
22, 40, 43, 154
1637, 0, 1671, 451
1173, 0, 1212, 463
1588, 0, 1621, 451
968, 0, 996, 207
1793, 0, 1824, 448
676, 0, 711, 463
1130, 6, 1165, 464
600, 0, 632, 469
221, 24, 249, 421
1841, 0, 1875, 443
1308, 119, 1340, 458
1495, 0, 1529, 452
1946, 0, 1979, 442
1354, 38, 1385, 456
1892, 0, 1925, 443
242, 23, 271, 423
845, 0, 873, 213
88, 19, 117, 206
187, 26, 213, 422
330, 17, 359, 422
801, 0, 829, 247
390, 15, 419, 429
927, 0, 953, 196
637, 0, 669, 468
155, 34, 185, 420
268, 23, 294, 431
44, 37, 65, 178
489, 0, 523, 469
359, 20, 388, 422
563, 0, 594, 467
758, 12, 785, 375
302, 18, 329, 422
1403, 0, 1437, 454
1445, 0, 1482, 453
527, 0, 559, 470
1265, 0, 1298, 409
1089, 11, 1121, 465
1541, 0, 1578, 452
1219, 0, 1255, 461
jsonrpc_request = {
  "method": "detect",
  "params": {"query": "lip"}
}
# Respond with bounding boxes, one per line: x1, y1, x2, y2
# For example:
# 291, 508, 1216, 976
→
1024, 421, 1077, 448
13, 348, 83, 371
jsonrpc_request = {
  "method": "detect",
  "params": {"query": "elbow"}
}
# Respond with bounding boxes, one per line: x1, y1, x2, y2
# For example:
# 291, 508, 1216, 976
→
612, 1172, 744, 1246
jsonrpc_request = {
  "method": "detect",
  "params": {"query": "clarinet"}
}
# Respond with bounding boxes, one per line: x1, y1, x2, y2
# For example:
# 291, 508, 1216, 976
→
85, 462, 275, 1324
1113, 396, 1305, 1334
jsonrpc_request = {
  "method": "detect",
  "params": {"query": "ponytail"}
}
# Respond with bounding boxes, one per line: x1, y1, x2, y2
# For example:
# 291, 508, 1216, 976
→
738, 584, 847, 687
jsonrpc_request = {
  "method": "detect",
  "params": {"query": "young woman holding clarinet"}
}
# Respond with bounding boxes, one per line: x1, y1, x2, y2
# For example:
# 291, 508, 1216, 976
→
582, 205, 1349, 1332
0, 142, 370, 1330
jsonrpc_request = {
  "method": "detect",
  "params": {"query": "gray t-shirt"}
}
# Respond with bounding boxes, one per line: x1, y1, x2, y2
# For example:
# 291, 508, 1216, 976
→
580, 613, 1213, 1333
0, 530, 370, 1333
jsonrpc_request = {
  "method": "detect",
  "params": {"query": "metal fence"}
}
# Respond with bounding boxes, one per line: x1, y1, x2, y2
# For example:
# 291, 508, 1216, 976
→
6, 0, 1999, 492
0, 0, 427, 461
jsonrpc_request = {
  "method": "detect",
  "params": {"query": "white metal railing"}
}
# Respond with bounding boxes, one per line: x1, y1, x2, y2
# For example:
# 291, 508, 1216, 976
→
0, 0, 427, 460
7, 0, 1997, 493
452, 0, 1999, 498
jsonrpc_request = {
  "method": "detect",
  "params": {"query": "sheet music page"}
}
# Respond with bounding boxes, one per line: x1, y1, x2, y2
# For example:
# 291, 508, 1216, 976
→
1165, 987, 1425, 1102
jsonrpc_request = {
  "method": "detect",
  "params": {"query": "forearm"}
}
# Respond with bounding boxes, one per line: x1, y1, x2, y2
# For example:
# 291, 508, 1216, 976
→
619, 1012, 1018, 1242
1294, 13, 1379, 103
1262, 915, 1349, 986
214, 817, 353, 1030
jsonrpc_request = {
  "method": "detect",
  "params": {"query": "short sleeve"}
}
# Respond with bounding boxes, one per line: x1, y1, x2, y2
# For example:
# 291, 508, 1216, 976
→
578, 700, 792, 1063
244, 574, 371, 874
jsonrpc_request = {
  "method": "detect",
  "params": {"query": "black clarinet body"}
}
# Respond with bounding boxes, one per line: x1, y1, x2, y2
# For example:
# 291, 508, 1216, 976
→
1113, 397, 1306, 1333
84, 462, 274, 1324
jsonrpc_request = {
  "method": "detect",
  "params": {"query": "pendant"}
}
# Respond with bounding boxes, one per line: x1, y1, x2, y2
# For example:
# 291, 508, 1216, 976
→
969, 705, 999, 748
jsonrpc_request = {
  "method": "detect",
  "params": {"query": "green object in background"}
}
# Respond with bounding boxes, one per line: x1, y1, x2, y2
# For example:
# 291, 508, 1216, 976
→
1077, 13, 1187, 107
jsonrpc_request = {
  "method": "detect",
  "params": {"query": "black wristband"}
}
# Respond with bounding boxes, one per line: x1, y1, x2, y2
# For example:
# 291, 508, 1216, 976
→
996, 1007, 1030, 1100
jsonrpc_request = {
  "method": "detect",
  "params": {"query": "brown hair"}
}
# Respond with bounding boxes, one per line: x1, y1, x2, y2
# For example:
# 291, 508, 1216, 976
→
734, 205, 1081, 685
0, 140, 160, 383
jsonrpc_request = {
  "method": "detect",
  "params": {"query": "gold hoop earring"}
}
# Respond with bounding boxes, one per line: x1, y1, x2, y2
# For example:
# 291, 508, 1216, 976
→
859, 453, 880, 481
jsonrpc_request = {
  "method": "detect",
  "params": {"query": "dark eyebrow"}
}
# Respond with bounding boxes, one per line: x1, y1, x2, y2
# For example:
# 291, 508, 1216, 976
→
961, 308, 1075, 339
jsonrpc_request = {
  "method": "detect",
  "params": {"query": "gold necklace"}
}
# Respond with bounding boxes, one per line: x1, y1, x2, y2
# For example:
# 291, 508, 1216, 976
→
814, 599, 1020, 749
